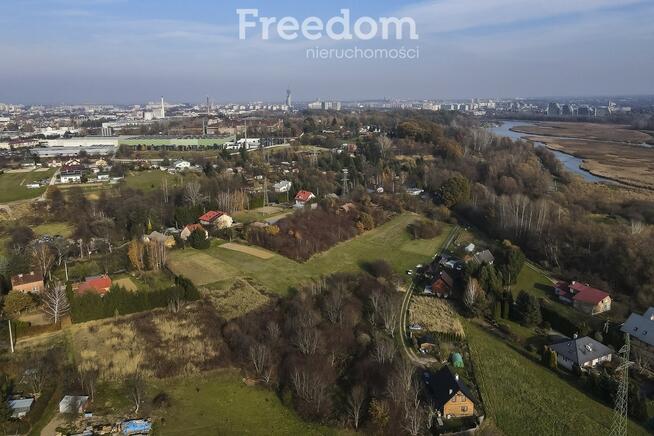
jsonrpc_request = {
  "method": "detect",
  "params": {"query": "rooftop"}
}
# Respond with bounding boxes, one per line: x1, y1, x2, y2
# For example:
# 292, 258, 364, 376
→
550, 336, 612, 365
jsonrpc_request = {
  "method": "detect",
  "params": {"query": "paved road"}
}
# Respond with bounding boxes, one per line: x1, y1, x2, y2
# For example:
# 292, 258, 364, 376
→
398, 225, 462, 366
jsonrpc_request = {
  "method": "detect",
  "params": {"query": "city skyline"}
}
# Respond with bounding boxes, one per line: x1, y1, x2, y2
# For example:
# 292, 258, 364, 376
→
0, 0, 653, 104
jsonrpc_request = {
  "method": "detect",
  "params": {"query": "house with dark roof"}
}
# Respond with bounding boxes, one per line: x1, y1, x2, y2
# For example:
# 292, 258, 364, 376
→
472, 249, 494, 265
424, 366, 475, 419
11, 272, 45, 293
550, 336, 612, 371
554, 281, 611, 315
430, 271, 455, 298
621, 307, 654, 364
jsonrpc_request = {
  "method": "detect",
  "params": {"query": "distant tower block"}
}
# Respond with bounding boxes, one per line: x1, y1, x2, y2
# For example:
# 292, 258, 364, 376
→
286, 87, 292, 108
160, 96, 166, 119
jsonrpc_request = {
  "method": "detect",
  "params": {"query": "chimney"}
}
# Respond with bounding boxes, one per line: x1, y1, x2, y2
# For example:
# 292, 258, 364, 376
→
448, 389, 453, 395
573, 333, 578, 339
455, 374, 459, 381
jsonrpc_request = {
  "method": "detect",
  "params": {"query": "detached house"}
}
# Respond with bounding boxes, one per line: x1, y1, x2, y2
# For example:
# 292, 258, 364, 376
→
621, 307, 654, 364
555, 281, 611, 315
424, 366, 475, 419
75, 275, 113, 296
198, 211, 233, 229
11, 272, 45, 293
428, 271, 455, 298
181, 224, 208, 241
294, 190, 316, 208
550, 336, 612, 371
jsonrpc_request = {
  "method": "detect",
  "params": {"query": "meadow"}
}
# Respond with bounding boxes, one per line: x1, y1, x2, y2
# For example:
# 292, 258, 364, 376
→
0, 168, 55, 203
122, 170, 188, 192
149, 370, 350, 436
168, 213, 451, 295
465, 322, 649, 436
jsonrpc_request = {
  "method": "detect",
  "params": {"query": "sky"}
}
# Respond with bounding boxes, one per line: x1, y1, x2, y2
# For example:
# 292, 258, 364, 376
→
0, 0, 653, 104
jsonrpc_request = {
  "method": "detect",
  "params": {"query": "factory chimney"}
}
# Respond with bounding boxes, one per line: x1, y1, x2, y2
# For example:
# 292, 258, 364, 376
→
160, 96, 166, 119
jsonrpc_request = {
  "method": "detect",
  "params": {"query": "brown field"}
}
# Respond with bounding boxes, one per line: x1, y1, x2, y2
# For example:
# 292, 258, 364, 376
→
513, 121, 651, 144
69, 303, 225, 380
204, 278, 271, 320
527, 135, 654, 189
220, 242, 275, 259
409, 296, 465, 337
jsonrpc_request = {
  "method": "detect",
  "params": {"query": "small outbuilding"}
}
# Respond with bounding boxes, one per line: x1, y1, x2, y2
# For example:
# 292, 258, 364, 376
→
59, 395, 89, 414
451, 352, 464, 368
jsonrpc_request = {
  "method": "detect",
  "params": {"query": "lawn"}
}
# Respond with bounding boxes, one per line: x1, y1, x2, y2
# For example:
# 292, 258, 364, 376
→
33, 222, 73, 238
168, 213, 451, 295
150, 369, 349, 436
465, 322, 649, 436
123, 170, 188, 192
0, 168, 55, 203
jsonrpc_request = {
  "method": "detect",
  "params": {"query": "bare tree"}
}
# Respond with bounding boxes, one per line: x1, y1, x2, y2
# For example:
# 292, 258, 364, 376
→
631, 219, 645, 235
184, 182, 207, 207
294, 327, 319, 356
42, 283, 70, 325
379, 295, 399, 338
464, 278, 481, 311
403, 401, 424, 436
31, 242, 55, 280
373, 333, 395, 364
346, 385, 367, 429
323, 288, 344, 324
396, 358, 416, 391
291, 367, 328, 414
125, 370, 145, 414
249, 343, 270, 381
25, 360, 48, 396
266, 321, 280, 342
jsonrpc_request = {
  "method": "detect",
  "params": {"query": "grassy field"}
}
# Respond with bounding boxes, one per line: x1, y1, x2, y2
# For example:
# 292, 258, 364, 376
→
123, 170, 189, 192
232, 206, 289, 224
0, 168, 55, 203
168, 213, 451, 294
150, 369, 349, 436
465, 322, 649, 436
33, 222, 73, 237
513, 122, 651, 144
409, 297, 465, 337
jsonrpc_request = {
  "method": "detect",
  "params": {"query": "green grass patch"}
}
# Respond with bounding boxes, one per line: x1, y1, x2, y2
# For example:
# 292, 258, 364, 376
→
465, 322, 649, 436
150, 369, 350, 436
33, 222, 73, 238
0, 169, 55, 203
122, 170, 188, 192
169, 213, 450, 294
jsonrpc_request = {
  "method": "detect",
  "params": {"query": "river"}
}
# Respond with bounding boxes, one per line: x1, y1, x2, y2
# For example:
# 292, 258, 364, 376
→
488, 120, 613, 184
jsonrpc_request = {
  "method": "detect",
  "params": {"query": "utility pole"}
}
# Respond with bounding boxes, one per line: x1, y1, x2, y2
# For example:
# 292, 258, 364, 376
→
609, 334, 633, 436
8, 319, 14, 353
341, 169, 349, 197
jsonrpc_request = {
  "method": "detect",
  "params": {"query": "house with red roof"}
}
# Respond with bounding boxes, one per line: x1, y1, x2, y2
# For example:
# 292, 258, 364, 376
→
294, 190, 316, 208
75, 275, 112, 296
198, 210, 233, 229
554, 281, 611, 315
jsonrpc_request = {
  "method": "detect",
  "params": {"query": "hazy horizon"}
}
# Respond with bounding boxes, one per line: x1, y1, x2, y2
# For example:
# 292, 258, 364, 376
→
1, 0, 653, 105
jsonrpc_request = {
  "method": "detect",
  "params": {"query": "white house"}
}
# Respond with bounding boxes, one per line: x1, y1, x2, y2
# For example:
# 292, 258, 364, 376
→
273, 180, 292, 193
294, 190, 316, 208
60, 171, 82, 184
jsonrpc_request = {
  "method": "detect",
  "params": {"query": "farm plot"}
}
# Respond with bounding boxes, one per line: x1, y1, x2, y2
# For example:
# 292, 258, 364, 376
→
167, 251, 242, 286
220, 242, 275, 259
204, 278, 271, 320
409, 297, 465, 337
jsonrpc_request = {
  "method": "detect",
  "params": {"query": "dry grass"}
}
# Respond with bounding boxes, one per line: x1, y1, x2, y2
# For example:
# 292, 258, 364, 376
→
69, 304, 226, 380
113, 277, 138, 292
220, 242, 275, 259
205, 279, 271, 320
409, 296, 465, 337
167, 251, 242, 285
513, 121, 651, 144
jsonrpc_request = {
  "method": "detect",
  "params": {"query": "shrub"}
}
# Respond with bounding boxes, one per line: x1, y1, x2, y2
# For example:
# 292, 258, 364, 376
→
189, 229, 210, 250
407, 220, 442, 240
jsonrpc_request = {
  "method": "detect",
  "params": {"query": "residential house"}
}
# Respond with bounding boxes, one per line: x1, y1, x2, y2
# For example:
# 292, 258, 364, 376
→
473, 249, 494, 265
273, 180, 292, 193
11, 272, 44, 293
621, 307, 654, 363
431, 271, 455, 298
8, 398, 34, 418
550, 336, 612, 371
180, 224, 208, 241
554, 281, 611, 315
294, 190, 316, 208
60, 171, 82, 184
198, 210, 233, 229
143, 231, 176, 248
59, 395, 89, 414
96, 173, 110, 182
424, 366, 475, 419
75, 275, 112, 296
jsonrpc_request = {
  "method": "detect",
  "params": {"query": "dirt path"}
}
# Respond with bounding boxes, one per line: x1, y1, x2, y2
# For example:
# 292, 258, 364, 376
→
398, 225, 461, 366
41, 414, 64, 436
